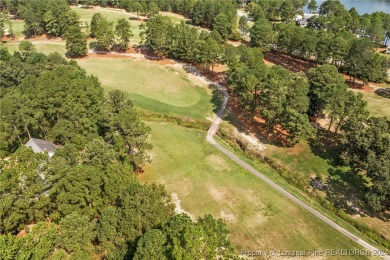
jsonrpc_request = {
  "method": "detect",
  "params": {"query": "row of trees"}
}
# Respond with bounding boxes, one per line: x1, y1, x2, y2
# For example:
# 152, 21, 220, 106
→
246, 0, 312, 22
68, 0, 240, 39
307, 63, 389, 211
0, 48, 237, 258
143, 16, 222, 70
141, 13, 389, 210
66, 12, 137, 56
11, 0, 80, 38
226, 45, 314, 145
90, 13, 133, 51
249, 17, 389, 83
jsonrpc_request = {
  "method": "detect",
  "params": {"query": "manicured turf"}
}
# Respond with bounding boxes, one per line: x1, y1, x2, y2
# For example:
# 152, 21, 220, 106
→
5, 43, 66, 55
350, 89, 390, 118
72, 7, 187, 45
77, 57, 215, 119
4, 19, 25, 39
72, 6, 143, 44
140, 122, 369, 257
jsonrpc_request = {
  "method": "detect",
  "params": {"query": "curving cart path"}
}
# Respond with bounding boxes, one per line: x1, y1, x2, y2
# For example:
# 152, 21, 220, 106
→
206, 80, 390, 260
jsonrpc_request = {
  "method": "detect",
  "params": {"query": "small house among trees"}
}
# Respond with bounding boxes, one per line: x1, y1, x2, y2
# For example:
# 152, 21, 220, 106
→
25, 138, 56, 157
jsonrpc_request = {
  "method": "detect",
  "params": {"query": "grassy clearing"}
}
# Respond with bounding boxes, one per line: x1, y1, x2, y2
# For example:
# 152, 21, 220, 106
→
77, 57, 215, 119
72, 7, 187, 44
264, 140, 390, 241
5, 43, 66, 55
5, 20, 25, 39
72, 6, 135, 22
350, 89, 390, 118
140, 122, 371, 257
72, 6, 143, 44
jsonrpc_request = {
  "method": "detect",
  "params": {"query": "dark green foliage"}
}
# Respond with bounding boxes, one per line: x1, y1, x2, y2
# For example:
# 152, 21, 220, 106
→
0, 49, 236, 258
134, 214, 237, 259
250, 18, 274, 51
115, 18, 133, 51
307, 64, 345, 116
341, 117, 390, 211
227, 46, 312, 145
212, 13, 232, 41
18, 0, 79, 38
65, 25, 88, 57
142, 15, 173, 55
95, 17, 115, 51
90, 12, 103, 38
346, 38, 388, 83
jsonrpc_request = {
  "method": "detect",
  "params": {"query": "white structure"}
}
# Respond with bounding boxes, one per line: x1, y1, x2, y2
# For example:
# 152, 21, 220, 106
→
25, 138, 56, 157
296, 13, 319, 27
386, 45, 390, 54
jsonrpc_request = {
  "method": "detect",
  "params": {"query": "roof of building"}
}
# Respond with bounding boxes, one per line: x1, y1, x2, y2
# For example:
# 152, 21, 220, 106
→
298, 20, 308, 26
303, 13, 319, 19
29, 138, 56, 153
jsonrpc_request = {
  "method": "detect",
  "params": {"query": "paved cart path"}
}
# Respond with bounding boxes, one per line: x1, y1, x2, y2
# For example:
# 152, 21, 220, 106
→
205, 78, 389, 260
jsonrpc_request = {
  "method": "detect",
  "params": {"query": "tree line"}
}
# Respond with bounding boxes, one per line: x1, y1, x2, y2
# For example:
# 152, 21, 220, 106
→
141, 15, 389, 211
0, 47, 237, 259
247, 0, 390, 83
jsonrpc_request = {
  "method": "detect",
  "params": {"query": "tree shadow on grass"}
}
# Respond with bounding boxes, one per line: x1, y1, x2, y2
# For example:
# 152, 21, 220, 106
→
325, 168, 390, 221
209, 84, 224, 115
307, 130, 343, 168
374, 88, 390, 99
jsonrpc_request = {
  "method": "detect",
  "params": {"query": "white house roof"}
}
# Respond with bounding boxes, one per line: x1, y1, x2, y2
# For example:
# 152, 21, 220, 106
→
29, 138, 56, 153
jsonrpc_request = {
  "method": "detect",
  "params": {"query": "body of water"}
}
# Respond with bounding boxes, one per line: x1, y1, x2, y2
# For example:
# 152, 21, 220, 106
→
303, 0, 390, 14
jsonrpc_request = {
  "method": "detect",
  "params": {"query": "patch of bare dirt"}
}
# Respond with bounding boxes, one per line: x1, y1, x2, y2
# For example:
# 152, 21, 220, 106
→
219, 210, 237, 223
208, 185, 235, 205
205, 154, 231, 172
171, 192, 195, 220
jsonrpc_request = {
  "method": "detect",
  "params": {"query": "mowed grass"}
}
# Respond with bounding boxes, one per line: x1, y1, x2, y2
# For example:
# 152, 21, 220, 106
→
72, 6, 187, 45
72, 6, 143, 44
264, 141, 390, 241
77, 57, 214, 118
5, 20, 25, 39
265, 141, 339, 180
350, 89, 390, 118
5, 43, 66, 56
140, 122, 370, 257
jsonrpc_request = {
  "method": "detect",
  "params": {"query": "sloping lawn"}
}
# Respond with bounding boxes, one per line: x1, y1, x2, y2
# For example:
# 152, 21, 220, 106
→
140, 122, 370, 258
77, 57, 215, 119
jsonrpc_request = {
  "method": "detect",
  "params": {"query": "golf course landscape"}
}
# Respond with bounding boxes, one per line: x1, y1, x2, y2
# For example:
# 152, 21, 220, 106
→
2, 3, 389, 258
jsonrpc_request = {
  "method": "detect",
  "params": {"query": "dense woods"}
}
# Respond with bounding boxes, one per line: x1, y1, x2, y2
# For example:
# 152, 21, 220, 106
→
0, 48, 236, 258
247, 0, 390, 83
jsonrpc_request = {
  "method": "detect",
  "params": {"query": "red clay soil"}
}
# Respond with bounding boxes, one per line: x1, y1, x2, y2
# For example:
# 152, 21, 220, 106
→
264, 51, 317, 73
264, 51, 386, 92
227, 95, 289, 145
76, 50, 175, 65
343, 74, 375, 92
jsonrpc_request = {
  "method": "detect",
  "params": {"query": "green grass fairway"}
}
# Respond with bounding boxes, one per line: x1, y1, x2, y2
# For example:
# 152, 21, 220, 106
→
265, 141, 339, 180
140, 122, 369, 257
72, 6, 135, 22
5, 20, 25, 39
5, 43, 66, 55
350, 89, 390, 118
77, 57, 215, 118
72, 7, 189, 44
72, 6, 143, 44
